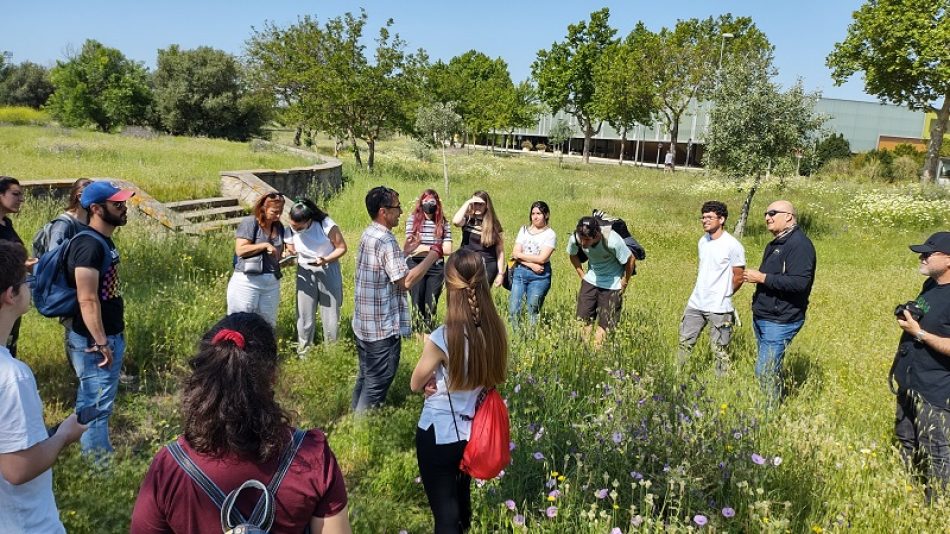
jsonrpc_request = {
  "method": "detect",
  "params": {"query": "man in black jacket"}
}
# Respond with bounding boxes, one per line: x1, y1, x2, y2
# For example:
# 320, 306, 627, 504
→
892, 232, 950, 500
743, 200, 816, 403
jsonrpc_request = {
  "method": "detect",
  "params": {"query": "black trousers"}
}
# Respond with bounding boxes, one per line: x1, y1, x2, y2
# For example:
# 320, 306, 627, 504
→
407, 257, 444, 332
415, 425, 471, 534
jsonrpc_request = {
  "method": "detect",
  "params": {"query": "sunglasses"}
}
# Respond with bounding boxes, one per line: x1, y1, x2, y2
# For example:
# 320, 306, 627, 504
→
764, 210, 790, 218
921, 251, 946, 260
265, 192, 284, 200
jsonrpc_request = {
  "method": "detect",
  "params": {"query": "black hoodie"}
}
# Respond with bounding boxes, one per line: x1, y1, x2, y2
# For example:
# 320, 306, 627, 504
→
751, 226, 816, 323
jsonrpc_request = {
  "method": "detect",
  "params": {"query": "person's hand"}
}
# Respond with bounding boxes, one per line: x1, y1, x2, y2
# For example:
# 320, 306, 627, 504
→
264, 243, 277, 257
469, 195, 485, 205
897, 310, 922, 336
87, 342, 113, 369
620, 278, 629, 294
428, 243, 443, 258
530, 263, 544, 274
743, 269, 766, 284
493, 273, 503, 287
310, 256, 326, 267
25, 257, 38, 272
404, 234, 421, 254
55, 413, 89, 444
423, 375, 438, 398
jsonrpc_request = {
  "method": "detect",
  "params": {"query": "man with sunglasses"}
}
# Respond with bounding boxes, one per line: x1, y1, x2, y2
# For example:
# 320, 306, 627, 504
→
64, 181, 133, 454
742, 200, 816, 404
892, 232, 950, 499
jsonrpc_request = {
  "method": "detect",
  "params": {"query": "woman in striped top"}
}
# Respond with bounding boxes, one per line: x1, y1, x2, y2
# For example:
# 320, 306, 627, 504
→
405, 189, 453, 332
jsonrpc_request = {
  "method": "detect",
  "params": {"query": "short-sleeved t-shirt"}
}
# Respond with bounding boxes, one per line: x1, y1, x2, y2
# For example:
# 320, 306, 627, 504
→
292, 216, 337, 271
0, 216, 22, 245
460, 216, 499, 263
515, 226, 557, 263
0, 346, 65, 534
352, 222, 411, 341
235, 216, 289, 276
130, 429, 348, 534
686, 231, 746, 313
405, 218, 452, 250
66, 230, 123, 337
566, 231, 632, 290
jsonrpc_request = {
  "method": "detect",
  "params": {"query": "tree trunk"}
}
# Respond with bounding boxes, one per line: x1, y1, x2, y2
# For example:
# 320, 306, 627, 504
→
582, 123, 594, 164
490, 129, 495, 155
367, 137, 375, 171
618, 129, 627, 166
441, 140, 449, 197
923, 96, 950, 183
733, 173, 762, 238
348, 128, 362, 168
293, 126, 302, 146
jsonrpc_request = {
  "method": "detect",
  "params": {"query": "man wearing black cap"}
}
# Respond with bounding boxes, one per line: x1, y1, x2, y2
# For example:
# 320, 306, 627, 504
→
64, 181, 133, 455
892, 231, 950, 499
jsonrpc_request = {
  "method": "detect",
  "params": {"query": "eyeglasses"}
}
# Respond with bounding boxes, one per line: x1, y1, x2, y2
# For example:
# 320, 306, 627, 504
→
385, 204, 402, 211
108, 201, 127, 209
764, 210, 790, 218
22, 275, 34, 289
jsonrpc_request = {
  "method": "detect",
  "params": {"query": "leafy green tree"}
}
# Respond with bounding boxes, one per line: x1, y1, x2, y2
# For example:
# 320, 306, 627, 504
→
547, 119, 575, 167
153, 45, 270, 140
705, 51, 825, 237
827, 0, 950, 182
592, 23, 657, 165
497, 80, 541, 150
47, 40, 152, 131
532, 7, 616, 163
0, 61, 54, 108
650, 15, 771, 151
816, 133, 851, 165
415, 101, 462, 195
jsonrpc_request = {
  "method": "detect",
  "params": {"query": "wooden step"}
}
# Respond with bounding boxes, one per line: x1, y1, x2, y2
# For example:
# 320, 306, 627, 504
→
182, 205, 247, 221
165, 197, 238, 212
180, 216, 246, 235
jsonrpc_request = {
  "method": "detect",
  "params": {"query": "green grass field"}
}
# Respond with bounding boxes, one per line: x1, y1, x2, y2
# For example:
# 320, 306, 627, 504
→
5, 125, 950, 532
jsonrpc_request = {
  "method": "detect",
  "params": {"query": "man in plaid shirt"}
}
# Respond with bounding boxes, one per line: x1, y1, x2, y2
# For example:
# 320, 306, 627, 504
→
352, 186, 442, 412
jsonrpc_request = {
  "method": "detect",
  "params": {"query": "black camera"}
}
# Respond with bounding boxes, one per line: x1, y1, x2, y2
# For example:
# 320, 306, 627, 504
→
894, 301, 924, 322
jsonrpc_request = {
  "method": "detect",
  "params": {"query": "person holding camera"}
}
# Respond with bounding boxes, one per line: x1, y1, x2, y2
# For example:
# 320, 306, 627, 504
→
743, 200, 816, 404
892, 232, 950, 500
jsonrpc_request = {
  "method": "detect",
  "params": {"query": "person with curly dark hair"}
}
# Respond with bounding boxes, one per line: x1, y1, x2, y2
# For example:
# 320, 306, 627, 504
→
131, 313, 351, 534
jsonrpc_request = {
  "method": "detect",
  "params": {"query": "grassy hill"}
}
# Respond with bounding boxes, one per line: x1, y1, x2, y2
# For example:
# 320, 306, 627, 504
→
5, 125, 950, 532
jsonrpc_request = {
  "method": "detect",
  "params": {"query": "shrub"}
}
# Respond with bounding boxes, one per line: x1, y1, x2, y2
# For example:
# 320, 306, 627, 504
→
0, 106, 50, 125
409, 139, 432, 162
891, 155, 921, 182
522, 140, 534, 150
535, 143, 547, 152
816, 157, 852, 180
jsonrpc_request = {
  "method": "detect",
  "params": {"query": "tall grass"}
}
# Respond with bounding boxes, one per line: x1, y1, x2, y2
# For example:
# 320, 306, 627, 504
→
7, 127, 950, 532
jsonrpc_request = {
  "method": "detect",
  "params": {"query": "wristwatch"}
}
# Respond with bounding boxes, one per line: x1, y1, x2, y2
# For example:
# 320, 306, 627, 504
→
916, 330, 928, 342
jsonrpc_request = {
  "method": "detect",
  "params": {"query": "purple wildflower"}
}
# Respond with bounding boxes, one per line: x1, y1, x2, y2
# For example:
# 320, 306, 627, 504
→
545, 506, 558, 518
533, 451, 544, 460
631, 515, 643, 527
509, 441, 516, 451
630, 471, 643, 480
548, 489, 560, 499
722, 507, 736, 518
545, 479, 556, 488
610, 528, 622, 534
612, 431, 623, 444
694, 514, 708, 526
513, 514, 525, 526
570, 390, 578, 398
594, 488, 608, 499
505, 499, 516, 511
751, 453, 766, 465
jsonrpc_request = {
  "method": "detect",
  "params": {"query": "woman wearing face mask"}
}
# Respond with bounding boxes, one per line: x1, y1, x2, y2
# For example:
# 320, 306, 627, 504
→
288, 199, 347, 355
451, 190, 504, 287
405, 189, 452, 333
227, 192, 292, 327
508, 201, 556, 329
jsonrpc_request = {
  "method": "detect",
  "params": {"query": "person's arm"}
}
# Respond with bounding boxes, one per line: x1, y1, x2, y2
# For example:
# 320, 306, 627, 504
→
411, 338, 448, 392
0, 414, 86, 486
570, 255, 584, 279
442, 222, 454, 255
397, 250, 440, 290
235, 237, 275, 258
620, 256, 635, 293
516, 245, 555, 265
451, 200, 473, 226
309, 506, 353, 534
313, 227, 347, 267
493, 238, 505, 287
75, 266, 113, 368
731, 265, 745, 294
754, 241, 815, 292
898, 312, 950, 358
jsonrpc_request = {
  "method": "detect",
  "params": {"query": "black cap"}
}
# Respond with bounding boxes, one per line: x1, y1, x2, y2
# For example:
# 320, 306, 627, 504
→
910, 232, 950, 254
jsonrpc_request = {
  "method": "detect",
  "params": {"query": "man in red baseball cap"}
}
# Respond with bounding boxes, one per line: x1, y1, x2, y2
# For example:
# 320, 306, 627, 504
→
892, 231, 950, 501
67, 181, 134, 454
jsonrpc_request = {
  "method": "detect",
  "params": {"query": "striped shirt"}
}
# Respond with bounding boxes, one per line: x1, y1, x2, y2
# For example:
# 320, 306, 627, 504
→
352, 222, 411, 341
405, 218, 453, 248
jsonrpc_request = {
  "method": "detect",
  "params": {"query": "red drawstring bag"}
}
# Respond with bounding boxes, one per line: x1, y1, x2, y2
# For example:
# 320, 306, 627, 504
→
459, 388, 510, 480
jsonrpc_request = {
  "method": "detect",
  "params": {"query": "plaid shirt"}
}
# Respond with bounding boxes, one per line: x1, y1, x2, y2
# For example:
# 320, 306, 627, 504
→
352, 222, 411, 341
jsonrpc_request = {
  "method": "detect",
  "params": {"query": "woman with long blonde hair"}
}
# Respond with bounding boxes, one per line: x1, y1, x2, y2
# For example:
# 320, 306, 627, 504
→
451, 190, 505, 287
411, 249, 508, 533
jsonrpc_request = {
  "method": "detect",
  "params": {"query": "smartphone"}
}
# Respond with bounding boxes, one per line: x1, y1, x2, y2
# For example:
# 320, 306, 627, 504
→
48, 406, 108, 437
278, 255, 297, 266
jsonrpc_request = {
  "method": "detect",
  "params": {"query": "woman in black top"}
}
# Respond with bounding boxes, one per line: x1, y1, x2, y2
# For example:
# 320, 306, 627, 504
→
451, 190, 504, 287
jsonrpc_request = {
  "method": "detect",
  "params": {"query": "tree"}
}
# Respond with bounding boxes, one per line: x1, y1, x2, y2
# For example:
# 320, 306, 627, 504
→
591, 23, 657, 165
415, 101, 462, 195
532, 8, 616, 163
816, 133, 851, 164
827, 0, 950, 182
704, 51, 825, 237
153, 45, 270, 140
547, 119, 575, 167
0, 61, 54, 108
47, 40, 152, 131
650, 15, 771, 153
497, 80, 541, 151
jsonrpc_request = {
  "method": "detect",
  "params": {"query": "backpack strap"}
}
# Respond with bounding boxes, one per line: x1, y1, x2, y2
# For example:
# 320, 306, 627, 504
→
166, 441, 247, 526
248, 428, 307, 525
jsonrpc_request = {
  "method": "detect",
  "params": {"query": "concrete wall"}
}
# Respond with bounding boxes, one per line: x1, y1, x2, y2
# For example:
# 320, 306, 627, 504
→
220, 143, 343, 205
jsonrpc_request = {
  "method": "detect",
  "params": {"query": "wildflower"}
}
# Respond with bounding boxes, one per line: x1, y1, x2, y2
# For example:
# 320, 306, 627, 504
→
811, 526, 823, 533
534, 427, 545, 441
513, 514, 526, 527
548, 489, 560, 499
505, 499, 516, 511
612, 431, 623, 444
631, 515, 644, 527
545, 506, 558, 518
570, 390, 578, 398
595, 488, 609, 499
772, 456, 783, 466
751, 453, 766, 465
551, 471, 559, 477
693, 514, 708, 526
546, 478, 556, 488
630, 471, 643, 480
509, 441, 517, 451
722, 507, 735, 518
514, 384, 521, 393
733, 431, 742, 440
557, 475, 565, 482
533, 452, 544, 460
610, 528, 622, 534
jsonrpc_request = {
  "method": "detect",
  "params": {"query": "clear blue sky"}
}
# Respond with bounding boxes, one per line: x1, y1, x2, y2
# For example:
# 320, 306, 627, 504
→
2, 0, 874, 101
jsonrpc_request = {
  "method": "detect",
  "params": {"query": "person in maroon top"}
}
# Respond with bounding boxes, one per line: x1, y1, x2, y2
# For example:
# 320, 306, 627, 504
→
130, 313, 351, 534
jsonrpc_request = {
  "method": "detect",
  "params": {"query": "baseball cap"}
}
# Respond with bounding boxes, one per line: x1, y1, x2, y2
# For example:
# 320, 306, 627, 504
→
80, 181, 135, 208
909, 232, 950, 255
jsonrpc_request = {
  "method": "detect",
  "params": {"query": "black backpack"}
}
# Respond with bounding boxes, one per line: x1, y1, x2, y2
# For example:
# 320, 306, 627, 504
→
574, 209, 646, 265
166, 429, 307, 533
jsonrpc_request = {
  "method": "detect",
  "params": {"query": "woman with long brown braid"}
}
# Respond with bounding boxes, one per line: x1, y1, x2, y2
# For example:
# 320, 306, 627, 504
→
410, 249, 508, 533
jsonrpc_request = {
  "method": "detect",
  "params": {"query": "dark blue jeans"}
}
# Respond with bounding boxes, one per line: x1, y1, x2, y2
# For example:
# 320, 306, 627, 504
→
508, 264, 552, 329
752, 318, 804, 403
351, 335, 401, 412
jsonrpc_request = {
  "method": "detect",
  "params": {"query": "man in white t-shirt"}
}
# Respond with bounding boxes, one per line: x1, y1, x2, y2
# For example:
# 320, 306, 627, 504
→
679, 201, 746, 375
0, 241, 87, 533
